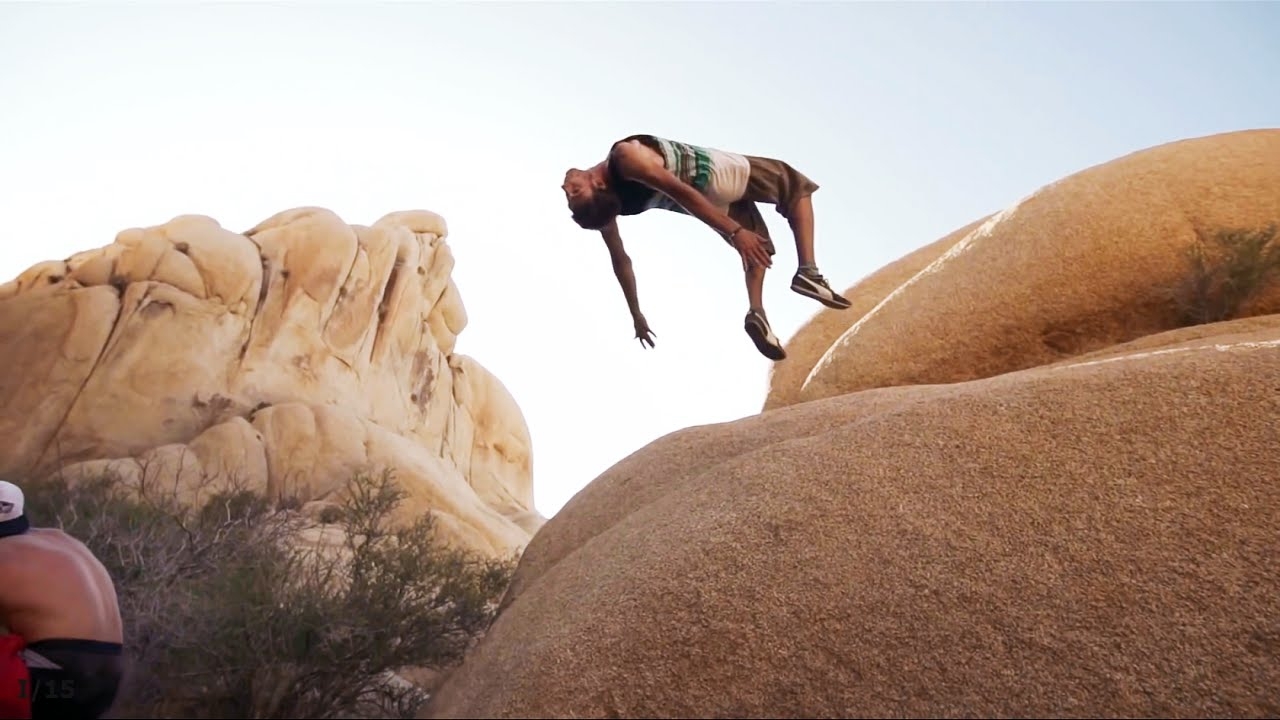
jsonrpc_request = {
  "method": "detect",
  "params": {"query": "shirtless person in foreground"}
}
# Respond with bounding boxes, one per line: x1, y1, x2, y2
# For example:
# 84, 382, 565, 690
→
0, 481, 125, 720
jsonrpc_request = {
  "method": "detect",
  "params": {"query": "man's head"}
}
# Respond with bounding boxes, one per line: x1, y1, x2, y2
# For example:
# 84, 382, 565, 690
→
562, 167, 621, 230
0, 481, 28, 538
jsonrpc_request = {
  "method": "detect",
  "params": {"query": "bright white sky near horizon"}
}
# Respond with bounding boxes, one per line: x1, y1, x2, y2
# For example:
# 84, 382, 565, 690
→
2, 1, 1278, 520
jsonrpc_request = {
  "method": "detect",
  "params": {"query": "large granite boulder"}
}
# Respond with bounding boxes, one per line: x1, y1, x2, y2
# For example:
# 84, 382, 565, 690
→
0, 206, 543, 558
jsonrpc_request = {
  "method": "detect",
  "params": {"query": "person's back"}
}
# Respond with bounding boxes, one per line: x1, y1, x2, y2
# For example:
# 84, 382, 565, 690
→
0, 481, 125, 720
0, 529, 123, 645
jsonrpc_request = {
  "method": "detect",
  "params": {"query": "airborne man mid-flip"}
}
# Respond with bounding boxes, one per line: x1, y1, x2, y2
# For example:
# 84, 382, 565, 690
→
561, 133, 851, 361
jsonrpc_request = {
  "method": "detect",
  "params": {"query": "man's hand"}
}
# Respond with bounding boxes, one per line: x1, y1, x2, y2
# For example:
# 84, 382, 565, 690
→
633, 313, 656, 349
730, 228, 773, 271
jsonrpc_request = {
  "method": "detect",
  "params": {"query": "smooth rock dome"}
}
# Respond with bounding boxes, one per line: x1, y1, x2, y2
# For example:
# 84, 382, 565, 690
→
769, 128, 1280, 409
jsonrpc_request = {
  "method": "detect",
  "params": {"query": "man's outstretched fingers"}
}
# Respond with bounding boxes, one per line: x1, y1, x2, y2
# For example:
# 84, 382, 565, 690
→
635, 327, 656, 348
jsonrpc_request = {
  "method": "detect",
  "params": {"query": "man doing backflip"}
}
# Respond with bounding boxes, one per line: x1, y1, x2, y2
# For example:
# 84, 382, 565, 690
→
561, 133, 851, 361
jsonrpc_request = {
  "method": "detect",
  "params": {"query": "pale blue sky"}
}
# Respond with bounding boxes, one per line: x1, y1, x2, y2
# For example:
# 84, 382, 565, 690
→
2, 1, 1278, 518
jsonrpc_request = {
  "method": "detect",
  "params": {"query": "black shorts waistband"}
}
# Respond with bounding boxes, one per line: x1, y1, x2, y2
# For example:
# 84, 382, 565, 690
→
26, 638, 123, 655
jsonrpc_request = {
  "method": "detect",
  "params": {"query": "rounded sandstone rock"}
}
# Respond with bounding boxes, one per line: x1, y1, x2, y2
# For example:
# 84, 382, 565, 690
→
773, 128, 1280, 407
420, 316, 1280, 719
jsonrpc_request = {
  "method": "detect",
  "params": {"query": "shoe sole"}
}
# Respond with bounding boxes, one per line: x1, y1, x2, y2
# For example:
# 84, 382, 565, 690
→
791, 280, 852, 310
745, 316, 787, 361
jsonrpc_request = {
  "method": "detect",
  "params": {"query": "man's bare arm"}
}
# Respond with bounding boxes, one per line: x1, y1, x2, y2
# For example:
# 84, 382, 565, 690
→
601, 220, 656, 348
601, 220, 643, 319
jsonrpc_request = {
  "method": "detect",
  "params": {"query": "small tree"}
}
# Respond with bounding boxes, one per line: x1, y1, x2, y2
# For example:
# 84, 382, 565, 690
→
23, 467, 516, 719
1172, 224, 1280, 327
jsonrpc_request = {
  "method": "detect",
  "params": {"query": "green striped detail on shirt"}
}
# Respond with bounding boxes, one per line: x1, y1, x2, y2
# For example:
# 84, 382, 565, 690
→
649, 137, 715, 214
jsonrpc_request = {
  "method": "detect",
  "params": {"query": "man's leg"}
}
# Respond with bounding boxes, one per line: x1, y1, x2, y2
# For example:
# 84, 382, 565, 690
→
745, 261, 766, 314
728, 201, 786, 361
740, 155, 851, 310
786, 193, 816, 268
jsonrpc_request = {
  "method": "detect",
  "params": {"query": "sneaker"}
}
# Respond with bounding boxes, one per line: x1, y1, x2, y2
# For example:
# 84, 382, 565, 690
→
791, 267, 851, 310
744, 309, 787, 361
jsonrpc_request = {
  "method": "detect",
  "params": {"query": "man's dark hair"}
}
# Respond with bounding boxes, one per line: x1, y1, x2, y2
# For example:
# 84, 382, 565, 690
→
571, 189, 622, 230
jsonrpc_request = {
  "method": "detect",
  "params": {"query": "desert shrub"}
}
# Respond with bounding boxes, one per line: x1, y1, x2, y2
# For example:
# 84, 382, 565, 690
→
1172, 224, 1280, 326
23, 467, 516, 719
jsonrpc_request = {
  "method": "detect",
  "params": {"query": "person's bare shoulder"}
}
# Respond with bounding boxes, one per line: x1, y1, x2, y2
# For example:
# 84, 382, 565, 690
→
609, 140, 663, 181
0, 532, 41, 559
0, 530, 76, 560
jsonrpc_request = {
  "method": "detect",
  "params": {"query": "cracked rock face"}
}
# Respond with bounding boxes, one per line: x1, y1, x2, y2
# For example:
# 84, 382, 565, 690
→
0, 206, 542, 559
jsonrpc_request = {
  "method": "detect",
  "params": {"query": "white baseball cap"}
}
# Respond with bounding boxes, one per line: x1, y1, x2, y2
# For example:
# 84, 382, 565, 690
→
0, 481, 29, 537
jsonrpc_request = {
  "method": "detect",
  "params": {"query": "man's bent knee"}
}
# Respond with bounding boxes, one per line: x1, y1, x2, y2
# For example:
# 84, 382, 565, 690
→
776, 170, 819, 221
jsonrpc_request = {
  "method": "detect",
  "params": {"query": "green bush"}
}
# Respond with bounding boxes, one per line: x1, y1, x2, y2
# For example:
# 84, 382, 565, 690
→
23, 468, 516, 719
1172, 224, 1280, 326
